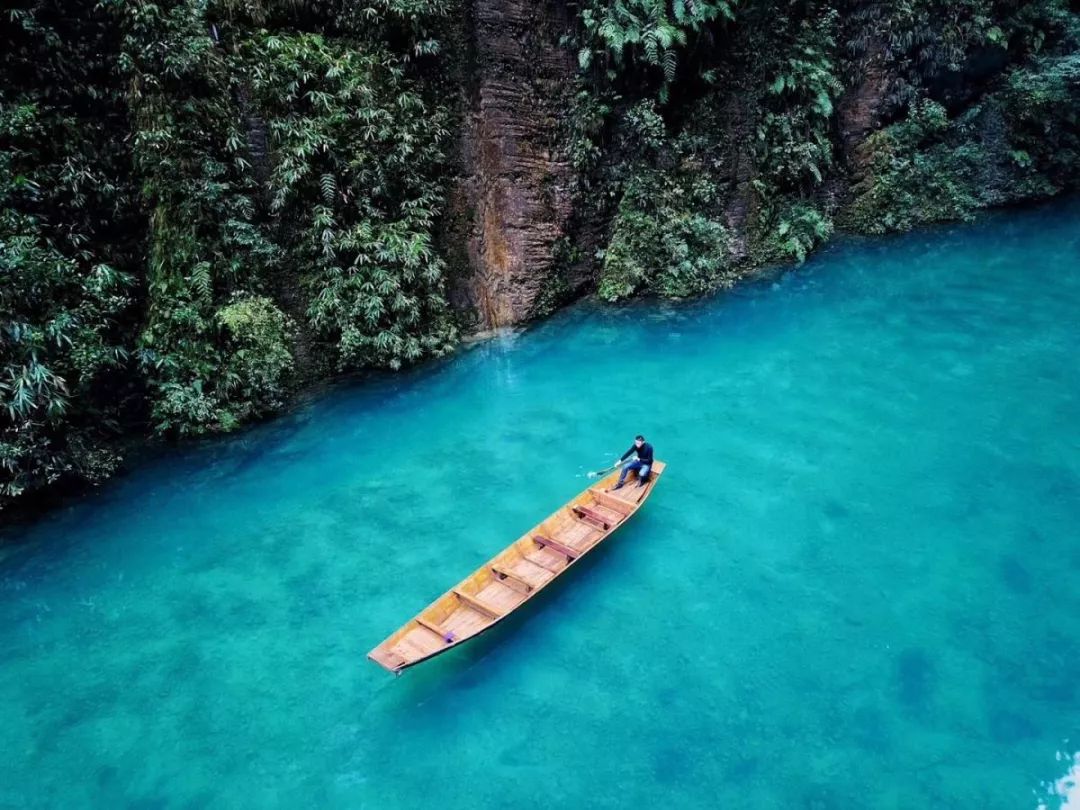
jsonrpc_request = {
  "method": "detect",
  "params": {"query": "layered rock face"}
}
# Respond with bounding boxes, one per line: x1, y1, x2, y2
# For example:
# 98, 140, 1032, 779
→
449, 0, 585, 329
445, 0, 902, 326
446, 0, 1077, 326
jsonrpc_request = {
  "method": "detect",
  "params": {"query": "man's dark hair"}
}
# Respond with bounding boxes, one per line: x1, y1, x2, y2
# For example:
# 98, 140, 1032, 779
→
635, 435, 645, 441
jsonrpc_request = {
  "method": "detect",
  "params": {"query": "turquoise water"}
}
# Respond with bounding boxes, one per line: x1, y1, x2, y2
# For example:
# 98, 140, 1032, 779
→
3, 200, 1080, 809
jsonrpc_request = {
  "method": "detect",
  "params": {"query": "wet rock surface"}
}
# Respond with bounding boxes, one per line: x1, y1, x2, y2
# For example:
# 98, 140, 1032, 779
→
449, 0, 588, 328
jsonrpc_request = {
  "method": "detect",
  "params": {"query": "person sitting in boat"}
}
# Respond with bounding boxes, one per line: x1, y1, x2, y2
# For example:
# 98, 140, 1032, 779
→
612, 435, 654, 490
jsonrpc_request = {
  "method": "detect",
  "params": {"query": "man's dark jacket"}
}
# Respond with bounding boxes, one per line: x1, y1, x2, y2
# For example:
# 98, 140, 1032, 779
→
621, 442, 654, 465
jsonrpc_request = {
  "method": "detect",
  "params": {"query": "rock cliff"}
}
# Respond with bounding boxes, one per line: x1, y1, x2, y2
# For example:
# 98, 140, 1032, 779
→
448, 0, 590, 329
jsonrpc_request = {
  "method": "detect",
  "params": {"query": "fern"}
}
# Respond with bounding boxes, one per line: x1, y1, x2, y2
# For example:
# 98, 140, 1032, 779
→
662, 49, 677, 82
190, 261, 212, 303
320, 172, 337, 204
579, 0, 740, 98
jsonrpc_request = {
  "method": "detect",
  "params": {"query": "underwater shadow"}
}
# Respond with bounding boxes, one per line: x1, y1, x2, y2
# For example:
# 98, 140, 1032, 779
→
365, 518, 654, 709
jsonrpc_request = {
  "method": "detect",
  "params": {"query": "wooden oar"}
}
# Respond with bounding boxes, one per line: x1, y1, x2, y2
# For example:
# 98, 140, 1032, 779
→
586, 458, 632, 479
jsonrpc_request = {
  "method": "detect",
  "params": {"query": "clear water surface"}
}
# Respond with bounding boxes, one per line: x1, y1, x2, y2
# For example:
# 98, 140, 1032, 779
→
2, 199, 1079, 809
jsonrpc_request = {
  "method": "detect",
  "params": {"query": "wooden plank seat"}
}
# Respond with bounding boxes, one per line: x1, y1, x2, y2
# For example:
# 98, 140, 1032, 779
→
415, 616, 455, 643
491, 564, 533, 593
452, 589, 501, 620
571, 505, 613, 530
533, 534, 580, 560
591, 505, 623, 525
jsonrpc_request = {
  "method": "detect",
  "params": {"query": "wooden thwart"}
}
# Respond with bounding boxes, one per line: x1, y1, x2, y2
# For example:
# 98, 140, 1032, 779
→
453, 589, 501, 620
415, 616, 451, 640
533, 534, 580, 560
366, 460, 666, 673
571, 504, 613, 530
491, 565, 533, 593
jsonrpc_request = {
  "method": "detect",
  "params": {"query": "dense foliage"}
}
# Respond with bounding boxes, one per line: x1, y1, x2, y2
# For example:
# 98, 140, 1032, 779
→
844, 5, 1080, 233
600, 168, 733, 300
595, 101, 735, 299
1, 0, 141, 502
1, 0, 458, 507
2, 0, 1078, 509
577, 0, 736, 100
245, 30, 456, 371
574, 0, 1080, 298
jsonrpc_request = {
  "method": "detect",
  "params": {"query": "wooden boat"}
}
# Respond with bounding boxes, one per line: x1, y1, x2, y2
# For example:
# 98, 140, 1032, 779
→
368, 460, 666, 673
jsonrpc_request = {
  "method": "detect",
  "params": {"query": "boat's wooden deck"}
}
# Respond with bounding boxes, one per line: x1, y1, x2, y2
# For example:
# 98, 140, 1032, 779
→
368, 461, 665, 673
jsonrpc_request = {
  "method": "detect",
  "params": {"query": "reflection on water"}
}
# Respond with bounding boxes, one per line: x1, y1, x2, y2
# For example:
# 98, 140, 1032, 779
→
1039, 749, 1080, 810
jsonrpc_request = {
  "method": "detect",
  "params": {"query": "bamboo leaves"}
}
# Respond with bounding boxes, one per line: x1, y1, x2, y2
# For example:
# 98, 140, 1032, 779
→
319, 173, 337, 204
1, 0, 140, 505
246, 30, 456, 372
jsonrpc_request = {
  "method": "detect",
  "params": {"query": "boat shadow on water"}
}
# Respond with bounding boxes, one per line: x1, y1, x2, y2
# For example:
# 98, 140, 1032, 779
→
366, 516, 656, 709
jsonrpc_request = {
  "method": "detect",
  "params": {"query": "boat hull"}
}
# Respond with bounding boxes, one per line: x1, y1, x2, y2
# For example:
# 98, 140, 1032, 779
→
367, 460, 666, 673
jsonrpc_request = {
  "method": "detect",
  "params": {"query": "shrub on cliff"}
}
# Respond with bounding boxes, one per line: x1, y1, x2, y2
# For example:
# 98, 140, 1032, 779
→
1002, 53, 1080, 186
599, 169, 733, 300
843, 100, 985, 234
844, 50, 1080, 236
246, 31, 457, 372
577, 0, 737, 100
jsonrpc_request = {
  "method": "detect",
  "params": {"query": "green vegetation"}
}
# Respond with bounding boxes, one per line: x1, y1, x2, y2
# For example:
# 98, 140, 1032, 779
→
572, 0, 1079, 291
763, 202, 833, 264
245, 30, 456, 372
599, 168, 732, 300
2, 0, 458, 507
2, 0, 1079, 509
2, 0, 140, 502
596, 101, 734, 300
117, 0, 285, 436
577, 0, 737, 100
844, 54, 1080, 234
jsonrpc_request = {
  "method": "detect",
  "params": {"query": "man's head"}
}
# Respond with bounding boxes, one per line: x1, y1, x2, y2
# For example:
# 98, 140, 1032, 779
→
634, 435, 645, 447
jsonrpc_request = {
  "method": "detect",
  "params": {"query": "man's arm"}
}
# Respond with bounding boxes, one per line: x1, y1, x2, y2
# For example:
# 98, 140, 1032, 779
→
619, 445, 636, 462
